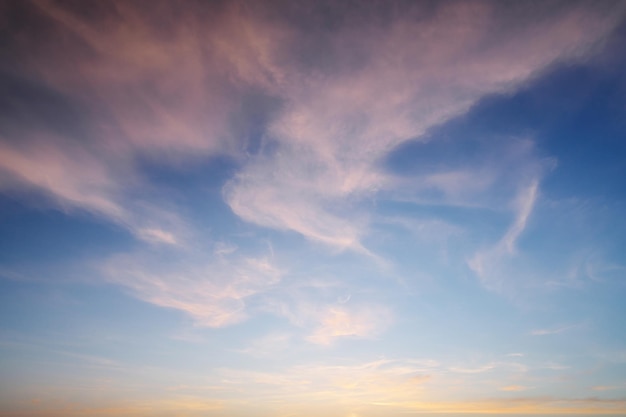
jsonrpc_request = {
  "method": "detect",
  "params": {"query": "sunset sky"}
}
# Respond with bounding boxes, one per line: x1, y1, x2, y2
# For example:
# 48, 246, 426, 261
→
1, 1, 626, 416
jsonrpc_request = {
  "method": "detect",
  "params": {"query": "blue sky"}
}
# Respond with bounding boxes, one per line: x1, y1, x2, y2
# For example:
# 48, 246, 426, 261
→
0, 1, 626, 416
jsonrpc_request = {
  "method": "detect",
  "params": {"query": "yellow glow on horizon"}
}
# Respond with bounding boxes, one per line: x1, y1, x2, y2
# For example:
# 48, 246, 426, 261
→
3, 395, 626, 417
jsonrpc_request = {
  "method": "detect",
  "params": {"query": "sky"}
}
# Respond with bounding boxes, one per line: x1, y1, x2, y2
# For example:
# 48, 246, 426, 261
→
0, 0, 626, 416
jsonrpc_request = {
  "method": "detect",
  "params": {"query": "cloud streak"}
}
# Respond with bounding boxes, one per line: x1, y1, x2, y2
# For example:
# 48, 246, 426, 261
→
223, 1, 622, 252
530, 324, 579, 336
102, 248, 283, 327
1, 3, 626, 417
306, 304, 393, 345
1, 1, 625, 388
468, 178, 541, 291
2, 0, 619, 253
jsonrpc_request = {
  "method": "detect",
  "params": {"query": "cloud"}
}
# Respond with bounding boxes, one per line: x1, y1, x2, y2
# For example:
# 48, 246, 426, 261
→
0, 109, 187, 245
503, 180, 540, 254
0, 137, 127, 221
0, 0, 285, 243
449, 364, 497, 374
448, 360, 527, 375
306, 305, 393, 345
223, 1, 622, 251
102, 249, 283, 327
468, 179, 540, 291
217, 358, 436, 404
262, 295, 393, 346
0, 397, 224, 417
374, 396, 626, 415
0, 1, 622, 253
135, 228, 179, 246
236, 332, 293, 357
258, 267, 397, 344
584, 257, 626, 283
500, 385, 529, 392
23, 0, 240, 156
592, 385, 620, 391
204, 357, 621, 414
530, 324, 578, 336
1, 0, 624, 342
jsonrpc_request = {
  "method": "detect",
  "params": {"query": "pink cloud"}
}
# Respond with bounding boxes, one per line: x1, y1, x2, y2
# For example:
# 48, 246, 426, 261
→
2, 1, 621, 251
102, 248, 283, 327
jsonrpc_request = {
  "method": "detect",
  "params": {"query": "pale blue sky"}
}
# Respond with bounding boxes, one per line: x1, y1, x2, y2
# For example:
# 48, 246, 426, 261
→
0, 1, 625, 416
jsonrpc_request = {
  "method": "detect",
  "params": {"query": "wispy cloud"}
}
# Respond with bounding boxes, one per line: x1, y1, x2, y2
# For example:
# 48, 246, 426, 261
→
592, 385, 620, 391
448, 364, 497, 374
499, 385, 530, 392
102, 248, 283, 327
216, 358, 436, 404
0, 397, 224, 417
530, 324, 579, 336
0, 0, 282, 244
236, 332, 293, 357
262, 295, 394, 346
448, 361, 527, 375
1, 2, 625, 416
373, 396, 626, 415
1, 1, 620, 255
135, 227, 180, 246
306, 305, 393, 345
221, 1, 619, 251
468, 178, 541, 291
503, 180, 540, 254
0, 138, 126, 220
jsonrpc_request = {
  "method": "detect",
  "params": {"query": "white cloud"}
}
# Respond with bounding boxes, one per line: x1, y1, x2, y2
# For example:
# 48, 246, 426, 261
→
530, 324, 578, 336
223, 2, 619, 252
468, 179, 540, 291
236, 332, 293, 357
1, 1, 623, 337
1, 1, 620, 255
592, 385, 620, 391
217, 358, 435, 403
306, 305, 393, 346
0, 138, 127, 221
263, 300, 392, 346
499, 385, 530, 392
102, 250, 283, 327
448, 360, 528, 375
502, 180, 540, 254
135, 228, 180, 246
